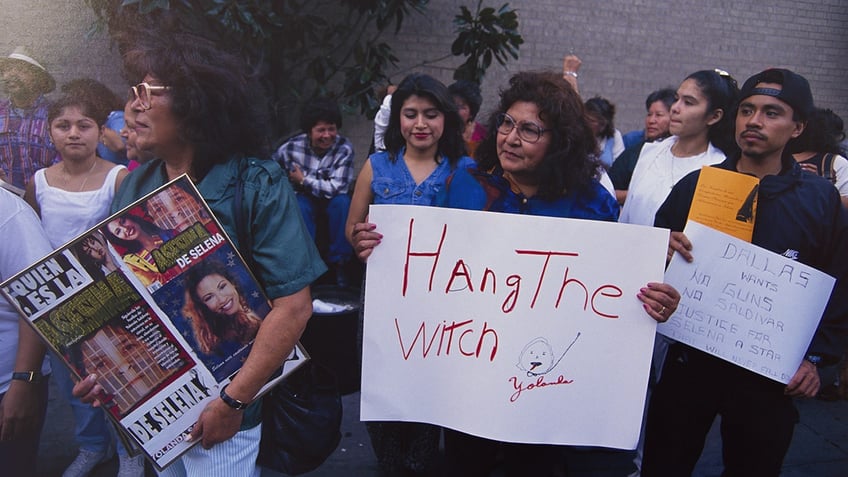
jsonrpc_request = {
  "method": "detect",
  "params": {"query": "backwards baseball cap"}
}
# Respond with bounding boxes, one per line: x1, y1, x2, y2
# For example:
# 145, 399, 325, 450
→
738, 68, 814, 120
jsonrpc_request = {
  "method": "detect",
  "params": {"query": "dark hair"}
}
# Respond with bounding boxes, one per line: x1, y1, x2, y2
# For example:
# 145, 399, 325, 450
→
448, 80, 483, 121
61, 78, 124, 116
48, 94, 108, 128
645, 87, 676, 111
183, 259, 260, 355
299, 96, 342, 131
185, 260, 245, 318
476, 71, 600, 201
73, 231, 110, 280
789, 107, 846, 154
122, 32, 270, 178
684, 70, 740, 155
584, 96, 616, 139
102, 214, 168, 254
385, 73, 467, 164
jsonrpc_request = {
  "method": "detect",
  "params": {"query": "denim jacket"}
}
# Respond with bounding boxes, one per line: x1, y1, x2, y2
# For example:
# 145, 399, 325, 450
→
370, 148, 475, 206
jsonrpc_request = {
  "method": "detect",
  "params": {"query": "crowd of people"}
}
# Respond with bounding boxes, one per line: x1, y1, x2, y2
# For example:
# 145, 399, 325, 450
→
0, 26, 846, 477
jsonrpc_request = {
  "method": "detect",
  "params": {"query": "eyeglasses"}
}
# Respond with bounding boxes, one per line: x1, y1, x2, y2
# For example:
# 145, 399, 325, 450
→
130, 82, 170, 111
496, 113, 551, 143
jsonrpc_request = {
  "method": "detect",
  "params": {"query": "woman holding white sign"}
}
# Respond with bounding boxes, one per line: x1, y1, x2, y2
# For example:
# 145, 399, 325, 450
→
347, 72, 475, 476
353, 71, 681, 477
433, 70, 682, 477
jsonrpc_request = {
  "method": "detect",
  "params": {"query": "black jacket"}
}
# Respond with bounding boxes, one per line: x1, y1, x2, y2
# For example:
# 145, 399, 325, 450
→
655, 151, 848, 361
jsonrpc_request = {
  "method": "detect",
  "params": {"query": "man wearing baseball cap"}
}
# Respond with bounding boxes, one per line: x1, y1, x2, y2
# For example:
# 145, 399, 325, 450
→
641, 68, 848, 476
0, 47, 58, 190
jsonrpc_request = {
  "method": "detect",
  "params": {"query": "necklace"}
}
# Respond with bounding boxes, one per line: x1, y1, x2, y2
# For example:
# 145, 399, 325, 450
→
62, 159, 99, 192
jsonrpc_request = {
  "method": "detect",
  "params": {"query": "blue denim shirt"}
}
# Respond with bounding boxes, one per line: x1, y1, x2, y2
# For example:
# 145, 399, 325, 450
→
369, 148, 476, 206
438, 164, 620, 221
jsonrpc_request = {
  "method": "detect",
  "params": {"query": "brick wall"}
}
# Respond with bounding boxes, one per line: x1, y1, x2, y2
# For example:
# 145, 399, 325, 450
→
0, 0, 125, 100
3, 0, 845, 166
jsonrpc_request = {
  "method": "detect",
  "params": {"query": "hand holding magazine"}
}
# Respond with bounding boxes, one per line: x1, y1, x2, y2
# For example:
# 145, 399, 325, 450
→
0, 176, 308, 470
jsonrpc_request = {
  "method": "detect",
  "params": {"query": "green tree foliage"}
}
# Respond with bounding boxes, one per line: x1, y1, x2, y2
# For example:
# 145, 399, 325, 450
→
84, 0, 521, 133
452, 1, 522, 84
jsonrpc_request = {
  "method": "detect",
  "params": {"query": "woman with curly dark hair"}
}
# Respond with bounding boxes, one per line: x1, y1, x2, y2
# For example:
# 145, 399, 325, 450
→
442, 71, 615, 216
436, 71, 680, 477
72, 31, 325, 476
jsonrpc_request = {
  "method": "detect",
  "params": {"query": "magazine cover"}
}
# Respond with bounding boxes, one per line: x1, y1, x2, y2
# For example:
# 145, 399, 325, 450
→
0, 175, 308, 470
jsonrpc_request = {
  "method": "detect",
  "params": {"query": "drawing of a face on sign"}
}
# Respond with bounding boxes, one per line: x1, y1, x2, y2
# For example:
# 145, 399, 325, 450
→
516, 333, 582, 377
517, 337, 554, 377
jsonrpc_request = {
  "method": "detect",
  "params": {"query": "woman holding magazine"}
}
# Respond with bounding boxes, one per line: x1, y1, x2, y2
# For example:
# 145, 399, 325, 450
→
22, 88, 141, 477
73, 31, 325, 477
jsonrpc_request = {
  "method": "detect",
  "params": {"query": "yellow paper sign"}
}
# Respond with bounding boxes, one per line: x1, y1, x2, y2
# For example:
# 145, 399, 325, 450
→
687, 166, 760, 242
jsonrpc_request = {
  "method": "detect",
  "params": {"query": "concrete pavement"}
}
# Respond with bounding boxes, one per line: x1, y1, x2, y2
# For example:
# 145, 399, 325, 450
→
37, 369, 848, 476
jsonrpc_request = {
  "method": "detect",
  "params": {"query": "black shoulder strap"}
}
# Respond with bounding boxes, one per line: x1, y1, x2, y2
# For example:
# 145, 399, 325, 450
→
233, 158, 257, 273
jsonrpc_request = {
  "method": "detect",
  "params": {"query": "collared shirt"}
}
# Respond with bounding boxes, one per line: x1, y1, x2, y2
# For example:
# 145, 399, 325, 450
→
439, 164, 620, 221
112, 156, 327, 430
0, 96, 58, 188
272, 132, 354, 199
112, 157, 326, 300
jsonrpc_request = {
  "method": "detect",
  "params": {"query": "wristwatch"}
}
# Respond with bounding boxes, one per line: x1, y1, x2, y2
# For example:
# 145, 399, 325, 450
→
219, 384, 249, 410
805, 354, 823, 367
12, 371, 44, 384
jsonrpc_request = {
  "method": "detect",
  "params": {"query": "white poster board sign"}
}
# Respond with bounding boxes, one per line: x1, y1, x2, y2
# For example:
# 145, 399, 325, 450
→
360, 205, 669, 449
657, 221, 835, 383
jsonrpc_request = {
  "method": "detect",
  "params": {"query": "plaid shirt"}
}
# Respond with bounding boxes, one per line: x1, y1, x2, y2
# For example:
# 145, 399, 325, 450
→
272, 132, 354, 199
0, 96, 58, 189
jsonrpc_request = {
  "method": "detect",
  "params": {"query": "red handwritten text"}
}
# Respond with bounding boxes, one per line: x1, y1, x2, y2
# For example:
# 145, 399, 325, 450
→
509, 374, 574, 402
395, 318, 498, 361
402, 218, 622, 317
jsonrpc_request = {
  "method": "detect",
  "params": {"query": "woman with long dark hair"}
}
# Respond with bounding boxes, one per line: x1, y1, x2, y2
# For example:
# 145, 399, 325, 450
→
103, 213, 171, 288
347, 72, 475, 475
182, 260, 262, 357
619, 69, 739, 226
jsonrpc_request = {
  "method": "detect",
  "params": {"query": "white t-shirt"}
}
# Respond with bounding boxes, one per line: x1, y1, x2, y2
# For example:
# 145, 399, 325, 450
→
829, 153, 848, 198
0, 189, 54, 393
619, 136, 726, 226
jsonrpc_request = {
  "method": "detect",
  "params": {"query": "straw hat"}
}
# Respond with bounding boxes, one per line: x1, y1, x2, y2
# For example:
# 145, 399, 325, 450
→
0, 46, 56, 94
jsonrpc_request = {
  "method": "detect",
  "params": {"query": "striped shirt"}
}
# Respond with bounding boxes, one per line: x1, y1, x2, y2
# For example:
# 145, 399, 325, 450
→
0, 96, 58, 188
